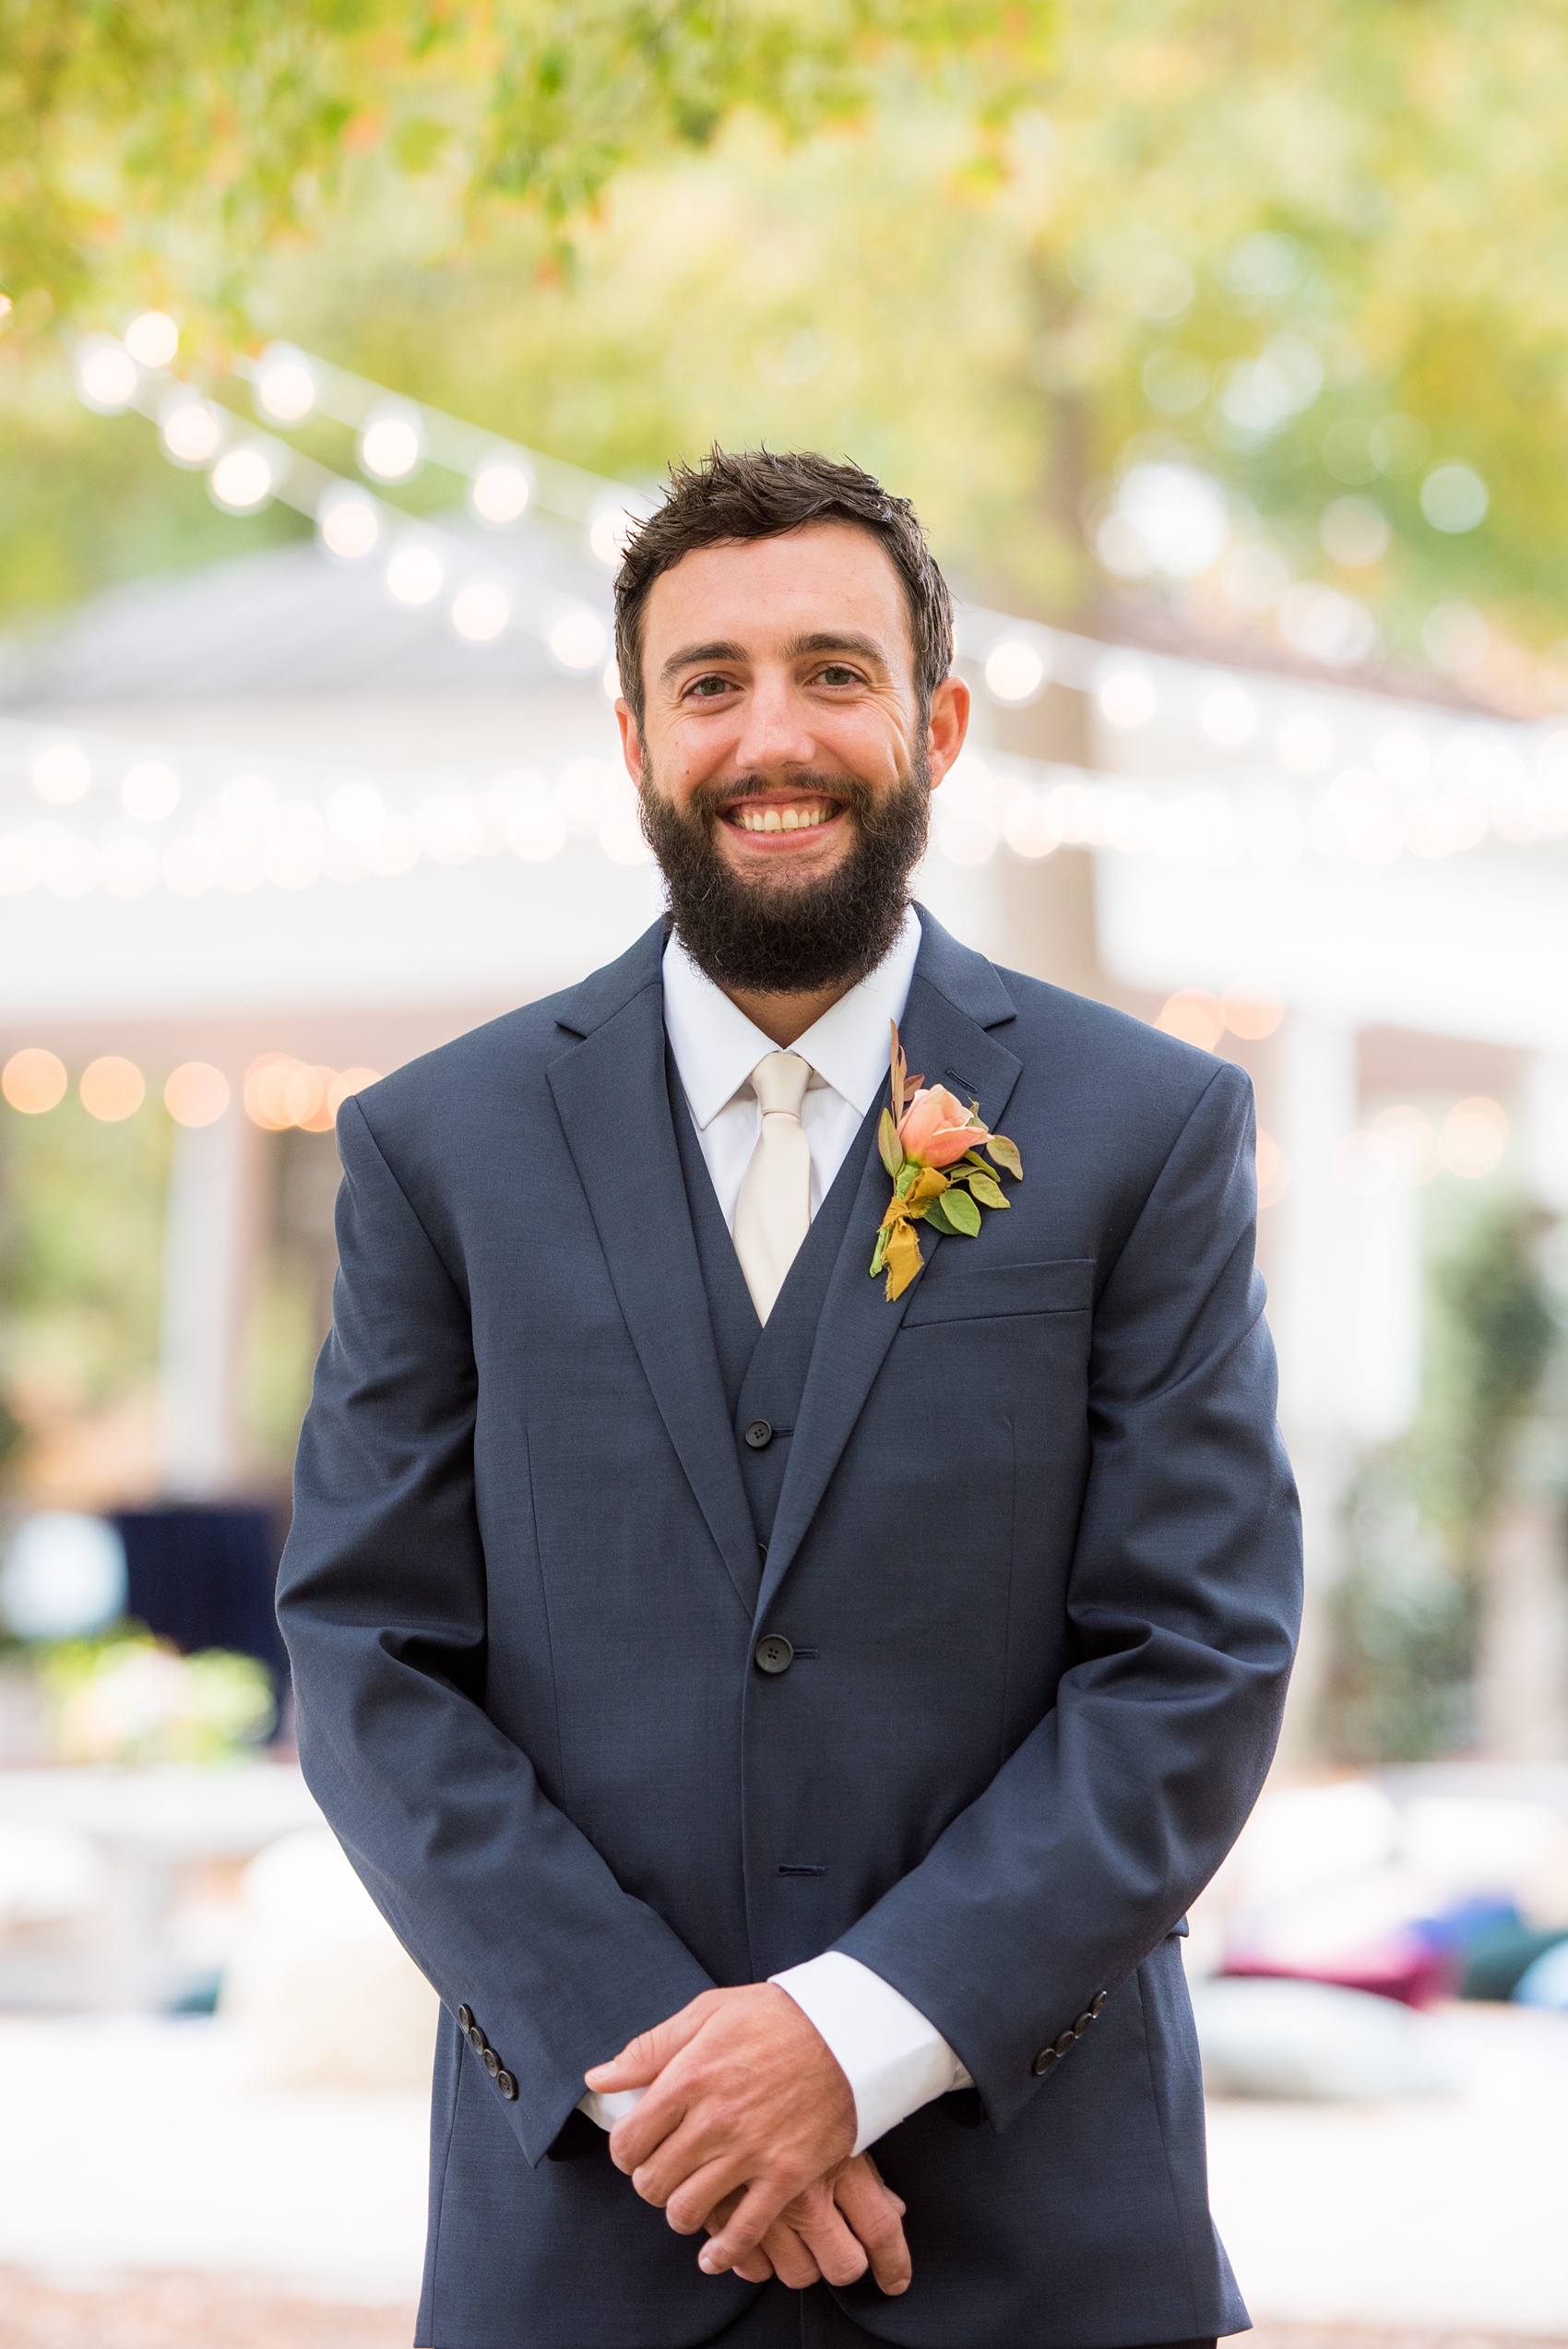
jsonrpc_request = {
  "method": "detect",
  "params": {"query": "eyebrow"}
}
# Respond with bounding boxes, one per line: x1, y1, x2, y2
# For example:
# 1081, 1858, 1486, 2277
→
659, 629, 891, 685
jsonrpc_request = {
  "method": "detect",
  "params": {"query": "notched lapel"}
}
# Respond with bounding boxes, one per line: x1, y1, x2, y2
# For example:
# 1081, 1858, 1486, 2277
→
547, 982, 760, 1617
755, 962, 1023, 1622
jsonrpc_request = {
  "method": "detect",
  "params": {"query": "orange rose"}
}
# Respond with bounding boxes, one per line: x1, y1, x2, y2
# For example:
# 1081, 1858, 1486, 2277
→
898, 1084, 985, 1170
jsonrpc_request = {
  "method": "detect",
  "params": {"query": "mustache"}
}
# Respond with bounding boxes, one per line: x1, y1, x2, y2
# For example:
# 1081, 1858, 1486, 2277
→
691, 772, 860, 819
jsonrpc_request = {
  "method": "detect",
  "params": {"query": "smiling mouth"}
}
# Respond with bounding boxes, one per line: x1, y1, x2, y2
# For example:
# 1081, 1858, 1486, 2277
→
724, 801, 841, 836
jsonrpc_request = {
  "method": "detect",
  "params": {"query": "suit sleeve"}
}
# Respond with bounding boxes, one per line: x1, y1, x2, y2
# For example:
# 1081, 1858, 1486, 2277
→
275, 1097, 716, 2165
833, 1058, 1302, 2132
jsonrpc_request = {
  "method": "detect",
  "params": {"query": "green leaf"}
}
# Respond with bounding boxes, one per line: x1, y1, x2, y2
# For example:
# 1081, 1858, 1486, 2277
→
870, 1224, 890, 1277
921, 1194, 961, 1236
987, 1134, 1023, 1182
895, 1160, 919, 1199
968, 1171, 1008, 1210
941, 1186, 982, 1235
878, 1109, 903, 1180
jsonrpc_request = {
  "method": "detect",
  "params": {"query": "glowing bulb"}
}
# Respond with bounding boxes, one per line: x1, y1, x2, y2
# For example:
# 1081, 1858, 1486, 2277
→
124, 310, 179, 368
76, 338, 139, 412
2, 1048, 68, 1113
589, 502, 642, 567
549, 611, 609, 670
360, 411, 422, 482
210, 445, 275, 511
32, 744, 92, 804
255, 345, 316, 423
121, 760, 180, 821
984, 639, 1049, 704
451, 583, 511, 643
318, 493, 380, 560
164, 1062, 231, 1128
470, 459, 532, 525
386, 545, 445, 607
160, 399, 223, 466
1096, 666, 1158, 729
79, 1055, 145, 1122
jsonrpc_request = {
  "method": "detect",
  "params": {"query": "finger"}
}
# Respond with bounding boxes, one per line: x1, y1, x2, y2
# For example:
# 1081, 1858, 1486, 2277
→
585, 1994, 715, 2093
707, 2191, 776, 2285
833, 2164, 911, 2296
699, 2176, 798, 2274
756, 2219, 823, 2292
788, 2194, 868, 2289
663, 2151, 747, 2236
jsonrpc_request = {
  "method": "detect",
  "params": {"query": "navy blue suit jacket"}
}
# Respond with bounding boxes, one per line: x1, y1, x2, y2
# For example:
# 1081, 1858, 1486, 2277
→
277, 910, 1301, 2349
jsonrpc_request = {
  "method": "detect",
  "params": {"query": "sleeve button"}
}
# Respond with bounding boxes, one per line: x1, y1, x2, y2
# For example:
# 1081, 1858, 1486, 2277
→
468, 2023, 487, 2054
1092, 1990, 1108, 2015
457, 2006, 473, 2033
483, 2046, 501, 2077
1074, 2010, 1096, 2036
1054, 2029, 1076, 2057
1031, 2046, 1058, 2077
496, 2070, 517, 2100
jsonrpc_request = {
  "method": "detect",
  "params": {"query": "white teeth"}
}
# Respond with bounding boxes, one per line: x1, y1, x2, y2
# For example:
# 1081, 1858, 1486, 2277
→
737, 804, 828, 832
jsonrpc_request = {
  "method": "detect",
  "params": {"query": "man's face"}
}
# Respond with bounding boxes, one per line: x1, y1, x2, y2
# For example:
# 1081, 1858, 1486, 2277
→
617, 522, 968, 995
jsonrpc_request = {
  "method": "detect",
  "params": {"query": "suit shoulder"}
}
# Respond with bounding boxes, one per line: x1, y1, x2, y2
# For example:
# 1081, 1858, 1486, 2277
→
992, 967, 1251, 1114
338, 985, 586, 1143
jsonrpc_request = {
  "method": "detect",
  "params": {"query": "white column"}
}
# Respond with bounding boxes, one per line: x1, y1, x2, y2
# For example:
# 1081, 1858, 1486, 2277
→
158, 1105, 264, 1497
1268, 1015, 1360, 1764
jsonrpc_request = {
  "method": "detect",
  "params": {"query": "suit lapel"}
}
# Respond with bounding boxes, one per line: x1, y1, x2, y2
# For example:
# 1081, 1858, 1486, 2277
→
547, 932, 759, 1617
754, 914, 1023, 1624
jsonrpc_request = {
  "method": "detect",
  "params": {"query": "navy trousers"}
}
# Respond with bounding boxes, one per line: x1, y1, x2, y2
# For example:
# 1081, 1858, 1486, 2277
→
717, 2289, 1218, 2349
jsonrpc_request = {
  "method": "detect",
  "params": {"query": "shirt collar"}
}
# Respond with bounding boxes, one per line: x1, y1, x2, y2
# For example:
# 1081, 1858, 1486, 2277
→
662, 905, 923, 1131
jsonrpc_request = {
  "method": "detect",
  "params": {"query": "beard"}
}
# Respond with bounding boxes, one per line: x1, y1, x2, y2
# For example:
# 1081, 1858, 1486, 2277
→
638, 755, 931, 996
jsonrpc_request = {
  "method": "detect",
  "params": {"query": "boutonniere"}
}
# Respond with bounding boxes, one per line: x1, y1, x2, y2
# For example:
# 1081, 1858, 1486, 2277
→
870, 1021, 1024, 1301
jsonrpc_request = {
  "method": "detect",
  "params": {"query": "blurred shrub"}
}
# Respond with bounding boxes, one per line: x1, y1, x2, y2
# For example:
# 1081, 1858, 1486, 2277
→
1324, 1199, 1562, 1763
37, 1633, 275, 1764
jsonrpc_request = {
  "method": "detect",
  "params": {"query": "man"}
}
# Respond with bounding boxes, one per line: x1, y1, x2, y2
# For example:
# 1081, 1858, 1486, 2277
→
278, 448, 1301, 2349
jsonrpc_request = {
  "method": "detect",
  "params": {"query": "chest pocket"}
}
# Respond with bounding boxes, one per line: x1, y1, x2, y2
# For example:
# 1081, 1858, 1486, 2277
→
901, 1255, 1095, 1327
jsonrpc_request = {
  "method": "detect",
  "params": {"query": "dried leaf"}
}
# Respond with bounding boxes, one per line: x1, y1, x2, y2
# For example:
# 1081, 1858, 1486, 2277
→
987, 1134, 1023, 1181
884, 1217, 925, 1301
877, 1108, 903, 1180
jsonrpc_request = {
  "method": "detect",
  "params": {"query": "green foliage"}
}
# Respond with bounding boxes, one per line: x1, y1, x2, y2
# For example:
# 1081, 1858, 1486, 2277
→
37, 1631, 276, 1763
0, 1095, 172, 1439
0, 0, 1049, 324
1323, 1199, 1563, 1763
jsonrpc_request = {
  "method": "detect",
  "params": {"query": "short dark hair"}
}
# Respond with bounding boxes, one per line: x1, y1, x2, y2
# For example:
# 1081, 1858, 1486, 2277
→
612, 447, 954, 728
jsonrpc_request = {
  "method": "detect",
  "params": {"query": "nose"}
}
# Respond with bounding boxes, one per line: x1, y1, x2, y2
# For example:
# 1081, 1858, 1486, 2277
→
728, 666, 819, 778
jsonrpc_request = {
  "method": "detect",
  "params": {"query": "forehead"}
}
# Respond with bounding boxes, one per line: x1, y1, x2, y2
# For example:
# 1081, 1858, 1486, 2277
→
641, 521, 912, 664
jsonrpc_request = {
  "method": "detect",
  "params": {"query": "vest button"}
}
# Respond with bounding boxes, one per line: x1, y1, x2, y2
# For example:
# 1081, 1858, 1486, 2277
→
754, 1634, 794, 1676
744, 1419, 774, 1449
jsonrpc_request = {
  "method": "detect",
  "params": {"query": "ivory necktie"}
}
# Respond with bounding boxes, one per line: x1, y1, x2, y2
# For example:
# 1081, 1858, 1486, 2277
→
732, 1052, 813, 1323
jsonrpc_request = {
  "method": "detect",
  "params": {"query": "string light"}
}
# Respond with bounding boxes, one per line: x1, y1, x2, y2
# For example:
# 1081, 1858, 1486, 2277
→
359, 411, 422, 483
79, 1055, 145, 1121
451, 582, 511, 644
254, 345, 317, 424
386, 545, 445, 607
75, 338, 138, 412
124, 311, 179, 369
164, 1064, 231, 1127
470, 459, 532, 526
160, 398, 224, 467
209, 445, 277, 512
1, 1050, 67, 1114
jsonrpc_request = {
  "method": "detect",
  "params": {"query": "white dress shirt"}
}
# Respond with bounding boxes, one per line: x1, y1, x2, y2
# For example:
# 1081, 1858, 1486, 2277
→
578, 906, 973, 2154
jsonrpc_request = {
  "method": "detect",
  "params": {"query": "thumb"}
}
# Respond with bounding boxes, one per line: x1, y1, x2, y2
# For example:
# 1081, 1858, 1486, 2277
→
584, 1995, 712, 2092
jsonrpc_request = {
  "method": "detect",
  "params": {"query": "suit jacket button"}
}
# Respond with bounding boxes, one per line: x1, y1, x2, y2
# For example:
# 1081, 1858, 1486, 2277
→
496, 2070, 517, 2100
754, 1634, 794, 1675
744, 1420, 774, 1449
1054, 2029, 1076, 2057
483, 2046, 501, 2077
468, 2023, 487, 2054
1031, 2046, 1057, 2077
1092, 1990, 1108, 2015
1074, 2010, 1096, 2036
457, 2006, 473, 2033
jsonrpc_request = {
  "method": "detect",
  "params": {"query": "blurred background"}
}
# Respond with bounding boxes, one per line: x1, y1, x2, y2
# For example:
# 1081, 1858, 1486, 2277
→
2, 6, 1567, 2343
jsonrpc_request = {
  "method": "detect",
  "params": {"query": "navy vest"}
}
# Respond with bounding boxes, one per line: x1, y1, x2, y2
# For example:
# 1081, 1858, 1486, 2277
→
666, 1048, 872, 1552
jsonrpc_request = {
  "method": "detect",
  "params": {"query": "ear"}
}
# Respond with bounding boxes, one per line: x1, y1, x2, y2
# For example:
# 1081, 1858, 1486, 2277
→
925, 674, 970, 789
617, 698, 647, 786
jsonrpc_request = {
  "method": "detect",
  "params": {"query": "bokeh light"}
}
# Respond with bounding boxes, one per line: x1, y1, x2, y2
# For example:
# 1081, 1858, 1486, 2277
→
318, 492, 381, 561
1439, 1096, 1508, 1179
75, 337, 138, 412
79, 1055, 145, 1121
209, 445, 274, 511
123, 310, 179, 369
469, 459, 531, 525
160, 398, 223, 466
549, 611, 609, 669
164, 1062, 231, 1127
360, 411, 422, 482
1157, 989, 1225, 1051
32, 743, 92, 804
255, 345, 316, 423
121, 761, 181, 821
386, 545, 445, 606
984, 639, 1049, 704
451, 583, 511, 643
2, 1049, 68, 1114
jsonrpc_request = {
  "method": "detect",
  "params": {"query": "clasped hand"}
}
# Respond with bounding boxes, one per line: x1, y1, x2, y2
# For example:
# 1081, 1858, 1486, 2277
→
585, 1983, 911, 2295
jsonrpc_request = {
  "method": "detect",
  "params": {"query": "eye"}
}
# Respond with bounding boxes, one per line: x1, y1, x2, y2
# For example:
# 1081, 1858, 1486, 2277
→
684, 674, 734, 699
815, 663, 862, 688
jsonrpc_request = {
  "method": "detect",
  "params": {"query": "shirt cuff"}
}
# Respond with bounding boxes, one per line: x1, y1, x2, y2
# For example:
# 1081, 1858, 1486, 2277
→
577, 2085, 644, 2130
770, 1950, 973, 2153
